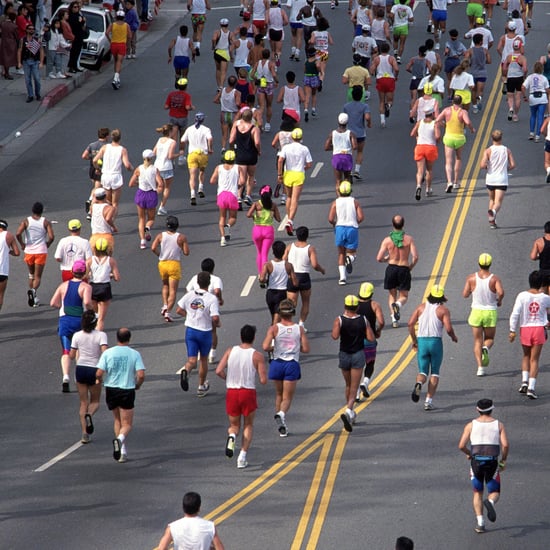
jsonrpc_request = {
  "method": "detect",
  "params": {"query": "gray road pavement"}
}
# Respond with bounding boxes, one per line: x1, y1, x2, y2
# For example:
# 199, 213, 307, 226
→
1, 1, 550, 549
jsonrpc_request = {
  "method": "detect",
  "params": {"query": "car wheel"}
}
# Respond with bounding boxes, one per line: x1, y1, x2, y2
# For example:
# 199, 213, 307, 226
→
104, 49, 112, 63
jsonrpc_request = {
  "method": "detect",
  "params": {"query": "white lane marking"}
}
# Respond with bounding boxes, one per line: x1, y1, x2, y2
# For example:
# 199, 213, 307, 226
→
278, 214, 289, 232
34, 441, 83, 472
310, 162, 323, 178
241, 275, 257, 297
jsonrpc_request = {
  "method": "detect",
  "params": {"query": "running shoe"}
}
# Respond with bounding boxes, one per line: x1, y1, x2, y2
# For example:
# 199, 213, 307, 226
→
415, 187, 422, 201
411, 382, 421, 403
338, 279, 347, 286
435, 42, 440, 50
157, 206, 167, 215
140, 239, 147, 250
472, 105, 479, 114
224, 224, 231, 240
426, 188, 433, 196
396, 55, 401, 64
264, 122, 271, 132
507, 109, 513, 121
112, 438, 122, 461
285, 220, 294, 236
198, 189, 205, 198
208, 349, 217, 364
197, 381, 210, 397
340, 411, 353, 432
118, 454, 128, 463
488, 209, 496, 223
484, 499, 497, 522
33, 297, 40, 308
384, 103, 390, 117
85, 199, 91, 214
446, 182, 453, 193
392, 321, 399, 328
391, 302, 400, 321
225, 435, 235, 458
426, 22, 432, 33
85, 413, 94, 434
177, 154, 186, 166
489, 222, 498, 229
62, 381, 70, 393
527, 389, 538, 399
161, 305, 168, 316
274, 413, 287, 436
345, 255, 353, 274
474, 524, 486, 534
452, 183, 460, 189
535, 136, 540, 143
512, 114, 518, 122
304, 110, 309, 122
180, 368, 189, 391
502, 82, 507, 95
518, 384, 528, 394
477, 367, 486, 376
360, 382, 369, 398
81, 433, 90, 444
352, 171, 362, 179
190, 196, 197, 206
164, 311, 174, 322
424, 401, 434, 411
481, 346, 490, 366
27, 289, 35, 307
311, 108, 317, 117
529, 133, 535, 140
237, 456, 248, 468
220, 236, 227, 247
244, 195, 253, 206
144, 227, 151, 241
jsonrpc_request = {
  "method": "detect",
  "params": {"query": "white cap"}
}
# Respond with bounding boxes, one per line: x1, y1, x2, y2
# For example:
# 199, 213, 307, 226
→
338, 113, 348, 125
116, 9, 125, 17
220, 18, 229, 25
142, 149, 154, 159
507, 20, 517, 30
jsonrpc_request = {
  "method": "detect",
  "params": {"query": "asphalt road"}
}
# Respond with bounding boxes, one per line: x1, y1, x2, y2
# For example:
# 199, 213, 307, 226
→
1, 2, 550, 549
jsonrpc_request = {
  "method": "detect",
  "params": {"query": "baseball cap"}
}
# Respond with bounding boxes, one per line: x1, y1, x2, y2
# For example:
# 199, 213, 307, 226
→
291, 128, 303, 140
507, 20, 516, 30
68, 219, 82, 231
94, 187, 106, 198
430, 284, 445, 299
344, 295, 359, 308
476, 398, 494, 413
362, 24, 371, 32
512, 38, 522, 49
359, 282, 374, 299
338, 113, 349, 125
142, 148, 154, 159
423, 82, 433, 95
220, 18, 229, 26
478, 252, 492, 267
339, 180, 352, 196
116, 9, 125, 17
177, 77, 188, 87
72, 259, 87, 273
195, 112, 205, 123
424, 109, 434, 117
95, 238, 109, 252
223, 149, 236, 162
475, 17, 484, 24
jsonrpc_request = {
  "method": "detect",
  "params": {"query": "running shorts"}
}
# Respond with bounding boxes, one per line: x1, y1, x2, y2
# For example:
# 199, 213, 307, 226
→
414, 144, 438, 162
506, 76, 524, 93
332, 153, 353, 172
106, 387, 136, 410
226, 388, 258, 417
417, 336, 443, 376
187, 151, 209, 169
24, 253, 47, 266
134, 188, 159, 210
158, 259, 181, 281
76, 364, 98, 386
454, 88, 472, 105
269, 358, 301, 381
520, 326, 547, 346
185, 326, 213, 357
376, 77, 396, 93
335, 226, 359, 250
287, 271, 311, 292
384, 264, 411, 291
338, 349, 366, 370
110, 42, 126, 57
283, 170, 305, 188
393, 24, 409, 37
466, 3, 483, 18
432, 9, 447, 21
468, 308, 497, 328
191, 13, 206, 26
269, 29, 283, 42
101, 173, 124, 190
443, 133, 467, 149
266, 288, 287, 315
91, 282, 112, 302
470, 458, 500, 493
173, 55, 190, 70
217, 190, 239, 210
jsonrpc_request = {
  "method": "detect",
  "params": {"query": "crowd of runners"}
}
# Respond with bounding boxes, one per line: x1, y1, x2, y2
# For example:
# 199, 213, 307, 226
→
2, 0, 550, 544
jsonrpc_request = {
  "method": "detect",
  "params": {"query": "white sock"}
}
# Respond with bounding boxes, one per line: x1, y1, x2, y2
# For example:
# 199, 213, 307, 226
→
63, 375, 70, 382
476, 515, 484, 526
121, 443, 127, 454
380, 114, 386, 123
338, 265, 346, 279
522, 371, 529, 383
396, 301, 402, 308
238, 450, 247, 460
277, 410, 285, 420
194, 41, 200, 48
354, 164, 361, 173
114, 72, 120, 80
363, 376, 370, 386
528, 377, 536, 390
349, 254, 356, 263
118, 433, 126, 444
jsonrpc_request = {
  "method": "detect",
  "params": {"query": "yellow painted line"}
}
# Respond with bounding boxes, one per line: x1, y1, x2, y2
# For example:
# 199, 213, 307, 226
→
291, 435, 335, 550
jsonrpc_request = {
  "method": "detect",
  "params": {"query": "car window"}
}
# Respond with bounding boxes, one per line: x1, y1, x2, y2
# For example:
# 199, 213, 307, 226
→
83, 12, 105, 33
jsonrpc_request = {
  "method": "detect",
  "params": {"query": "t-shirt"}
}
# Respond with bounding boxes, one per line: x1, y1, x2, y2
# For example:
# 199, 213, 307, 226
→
165, 91, 193, 119
169, 516, 216, 550
343, 65, 370, 88
343, 100, 370, 139
71, 329, 108, 367
391, 4, 413, 28
186, 273, 223, 294
54, 236, 93, 271
279, 141, 313, 172
177, 289, 220, 331
181, 125, 212, 154
96, 345, 145, 389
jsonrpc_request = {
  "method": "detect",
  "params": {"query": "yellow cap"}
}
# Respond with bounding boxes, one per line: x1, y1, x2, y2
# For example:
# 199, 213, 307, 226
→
478, 253, 492, 267
223, 150, 236, 162
430, 284, 445, 299
423, 82, 433, 95
359, 282, 374, 299
344, 294, 359, 308
339, 180, 352, 196
68, 219, 81, 230
475, 16, 484, 24
177, 77, 188, 87
95, 238, 109, 252
291, 128, 303, 140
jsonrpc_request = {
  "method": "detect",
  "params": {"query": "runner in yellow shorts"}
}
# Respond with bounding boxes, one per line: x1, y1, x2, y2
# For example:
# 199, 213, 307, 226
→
283, 170, 306, 187
158, 259, 182, 281
187, 150, 209, 169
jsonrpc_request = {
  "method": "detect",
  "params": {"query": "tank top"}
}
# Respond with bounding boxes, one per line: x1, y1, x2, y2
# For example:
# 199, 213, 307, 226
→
283, 85, 301, 114
332, 129, 352, 155
268, 7, 284, 30
221, 87, 239, 112
256, 59, 273, 82
417, 119, 437, 145
446, 106, 464, 136
304, 59, 319, 76
313, 30, 329, 52
485, 144, 509, 186
253, 203, 273, 226
335, 196, 358, 228
138, 164, 158, 192
90, 203, 112, 234
339, 314, 367, 353
62, 280, 83, 317
267, 260, 288, 290
226, 346, 257, 389
410, 57, 428, 80
234, 39, 250, 67
154, 138, 174, 171
288, 243, 310, 273
417, 302, 443, 338
159, 231, 182, 261
235, 79, 250, 104
371, 18, 386, 42
190, 0, 207, 14
0, 232, 9, 276
470, 419, 500, 457
111, 22, 127, 44
425, 50, 437, 67
288, 0, 307, 23
500, 35, 515, 63
471, 273, 498, 310
278, 130, 293, 149
357, 300, 377, 336
235, 125, 257, 159
356, 6, 371, 26
102, 143, 123, 176
376, 54, 394, 79
216, 164, 239, 195
470, 46, 487, 79
507, 54, 524, 78
252, 0, 267, 20
90, 255, 111, 284
174, 35, 191, 57
539, 237, 550, 270
24, 216, 47, 254
215, 29, 230, 53
273, 323, 301, 361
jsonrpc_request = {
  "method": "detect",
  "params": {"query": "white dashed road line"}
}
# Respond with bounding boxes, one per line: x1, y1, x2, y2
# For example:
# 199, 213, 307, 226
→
34, 441, 83, 472
241, 275, 257, 297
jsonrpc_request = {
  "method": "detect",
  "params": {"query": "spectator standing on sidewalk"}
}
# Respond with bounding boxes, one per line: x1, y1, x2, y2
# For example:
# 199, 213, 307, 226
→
124, 0, 139, 59
17, 22, 44, 103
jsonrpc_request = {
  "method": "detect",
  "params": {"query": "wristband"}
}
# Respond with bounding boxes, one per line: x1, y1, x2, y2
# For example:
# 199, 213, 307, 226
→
498, 460, 506, 468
